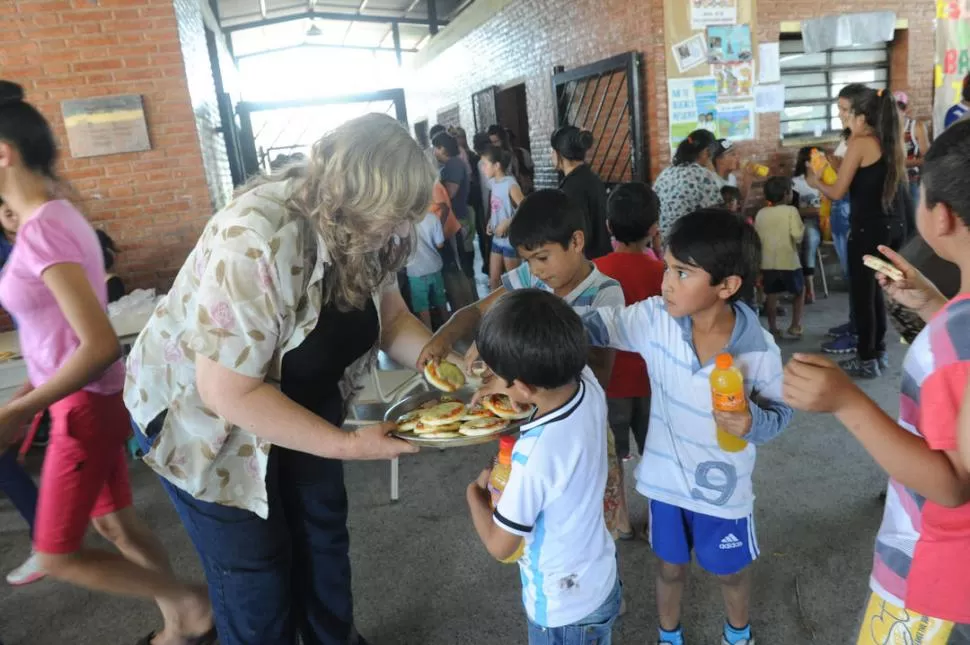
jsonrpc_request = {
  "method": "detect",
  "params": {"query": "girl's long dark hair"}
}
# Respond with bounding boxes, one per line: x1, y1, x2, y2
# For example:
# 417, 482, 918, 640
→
849, 87, 904, 209
673, 129, 716, 166
0, 80, 58, 180
793, 146, 813, 177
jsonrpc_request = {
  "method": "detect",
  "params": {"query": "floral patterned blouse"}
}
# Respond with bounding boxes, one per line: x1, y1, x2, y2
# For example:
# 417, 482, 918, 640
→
654, 163, 724, 241
124, 180, 387, 518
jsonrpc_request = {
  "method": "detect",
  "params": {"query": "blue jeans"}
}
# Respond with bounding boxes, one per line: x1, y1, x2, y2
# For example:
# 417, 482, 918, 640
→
830, 198, 851, 280
800, 218, 821, 274
527, 578, 621, 645
0, 448, 38, 537
137, 425, 358, 645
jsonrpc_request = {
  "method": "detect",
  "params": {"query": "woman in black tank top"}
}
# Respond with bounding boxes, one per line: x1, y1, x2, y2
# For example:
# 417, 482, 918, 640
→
808, 87, 907, 378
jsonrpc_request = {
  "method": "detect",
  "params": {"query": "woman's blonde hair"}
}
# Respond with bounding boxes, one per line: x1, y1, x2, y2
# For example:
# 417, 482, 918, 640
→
244, 113, 436, 311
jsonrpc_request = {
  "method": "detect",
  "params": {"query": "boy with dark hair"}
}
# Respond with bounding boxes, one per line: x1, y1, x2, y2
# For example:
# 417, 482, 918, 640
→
788, 120, 970, 642
754, 176, 805, 338
419, 189, 627, 536
583, 209, 793, 645
721, 185, 744, 218
594, 182, 665, 537
420, 189, 623, 390
467, 289, 620, 644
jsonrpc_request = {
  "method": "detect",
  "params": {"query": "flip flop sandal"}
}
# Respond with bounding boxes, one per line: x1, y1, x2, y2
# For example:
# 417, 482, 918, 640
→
135, 627, 218, 645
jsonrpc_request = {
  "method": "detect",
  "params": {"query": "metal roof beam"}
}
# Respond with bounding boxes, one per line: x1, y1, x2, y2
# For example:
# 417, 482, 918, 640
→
223, 10, 448, 32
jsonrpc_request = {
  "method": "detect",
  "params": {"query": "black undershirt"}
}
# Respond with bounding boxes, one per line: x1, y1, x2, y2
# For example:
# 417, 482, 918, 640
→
280, 297, 379, 426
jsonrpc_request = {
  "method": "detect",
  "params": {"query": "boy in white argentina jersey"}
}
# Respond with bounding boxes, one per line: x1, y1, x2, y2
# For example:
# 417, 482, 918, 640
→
466, 289, 619, 644
583, 209, 793, 645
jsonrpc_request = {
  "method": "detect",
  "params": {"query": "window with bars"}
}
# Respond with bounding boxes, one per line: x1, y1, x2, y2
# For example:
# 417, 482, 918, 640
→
779, 38, 891, 139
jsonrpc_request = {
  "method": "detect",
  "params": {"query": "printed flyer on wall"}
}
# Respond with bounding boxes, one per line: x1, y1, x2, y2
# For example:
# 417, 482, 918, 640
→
717, 101, 755, 141
690, 0, 738, 30
713, 60, 755, 100
668, 76, 719, 151
673, 33, 709, 73
706, 24, 752, 63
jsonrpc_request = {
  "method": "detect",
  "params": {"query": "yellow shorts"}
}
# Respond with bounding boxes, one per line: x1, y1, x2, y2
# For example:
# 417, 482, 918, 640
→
857, 592, 970, 644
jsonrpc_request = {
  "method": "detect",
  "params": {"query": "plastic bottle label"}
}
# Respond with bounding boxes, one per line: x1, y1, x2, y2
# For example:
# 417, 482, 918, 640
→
713, 391, 746, 412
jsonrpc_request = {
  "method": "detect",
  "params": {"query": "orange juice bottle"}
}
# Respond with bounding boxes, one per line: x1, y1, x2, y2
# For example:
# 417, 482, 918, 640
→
810, 149, 838, 185
710, 353, 749, 453
747, 162, 770, 178
488, 436, 525, 563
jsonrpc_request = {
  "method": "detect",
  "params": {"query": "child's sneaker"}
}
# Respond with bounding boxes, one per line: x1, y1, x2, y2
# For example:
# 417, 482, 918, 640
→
839, 357, 882, 379
822, 333, 857, 354
658, 625, 685, 645
721, 622, 755, 645
6, 552, 45, 586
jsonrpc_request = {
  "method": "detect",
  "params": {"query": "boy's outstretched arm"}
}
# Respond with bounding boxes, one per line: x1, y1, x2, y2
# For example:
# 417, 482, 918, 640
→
582, 299, 660, 356
466, 470, 522, 561
785, 354, 970, 508
417, 286, 507, 368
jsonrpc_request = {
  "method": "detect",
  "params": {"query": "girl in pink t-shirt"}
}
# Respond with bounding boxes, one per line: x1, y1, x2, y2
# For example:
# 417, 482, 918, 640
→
0, 80, 214, 644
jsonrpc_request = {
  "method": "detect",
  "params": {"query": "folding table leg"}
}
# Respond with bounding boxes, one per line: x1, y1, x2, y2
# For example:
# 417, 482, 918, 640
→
817, 247, 829, 298
390, 456, 400, 502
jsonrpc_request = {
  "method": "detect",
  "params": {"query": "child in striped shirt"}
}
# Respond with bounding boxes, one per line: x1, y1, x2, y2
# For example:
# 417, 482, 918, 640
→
788, 120, 970, 643
583, 209, 793, 645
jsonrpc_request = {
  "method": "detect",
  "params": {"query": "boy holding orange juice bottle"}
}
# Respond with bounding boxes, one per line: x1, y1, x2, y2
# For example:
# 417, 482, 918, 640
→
582, 209, 793, 645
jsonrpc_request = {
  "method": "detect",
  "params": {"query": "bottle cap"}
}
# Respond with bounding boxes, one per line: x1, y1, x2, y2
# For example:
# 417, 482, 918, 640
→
499, 435, 517, 453
715, 353, 733, 370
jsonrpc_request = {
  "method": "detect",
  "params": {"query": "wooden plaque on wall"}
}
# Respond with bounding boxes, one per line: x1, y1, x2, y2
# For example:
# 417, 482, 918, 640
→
61, 94, 152, 158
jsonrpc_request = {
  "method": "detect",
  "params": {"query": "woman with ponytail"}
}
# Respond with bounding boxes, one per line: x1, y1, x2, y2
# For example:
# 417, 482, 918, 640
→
654, 129, 723, 241
0, 80, 215, 644
552, 125, 611, 259
808, 87, 906, 379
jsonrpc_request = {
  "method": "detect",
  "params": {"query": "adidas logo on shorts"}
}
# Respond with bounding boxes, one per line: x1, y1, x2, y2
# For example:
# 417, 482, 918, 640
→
719, 533, 743, 550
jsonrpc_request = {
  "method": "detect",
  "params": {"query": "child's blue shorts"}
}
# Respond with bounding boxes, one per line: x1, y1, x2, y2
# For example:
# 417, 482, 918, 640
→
649, 500, 758, 575
491, 240, 518, 259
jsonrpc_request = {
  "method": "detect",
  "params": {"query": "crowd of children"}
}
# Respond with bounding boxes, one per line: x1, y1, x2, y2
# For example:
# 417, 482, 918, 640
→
4, 70, 970, 645
413, 113, 970, 645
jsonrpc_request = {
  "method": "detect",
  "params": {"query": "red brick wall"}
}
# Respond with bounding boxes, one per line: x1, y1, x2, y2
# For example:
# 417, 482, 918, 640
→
0, 0, 216, 308
407, 1, 934, 182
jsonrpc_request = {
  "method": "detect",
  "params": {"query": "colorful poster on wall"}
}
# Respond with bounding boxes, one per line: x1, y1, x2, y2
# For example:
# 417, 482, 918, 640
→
717, 102, 756, 141
713, 60, 755, 100
668, 76, 719, 152
706, 24, 752, 63
673, 33, 709, 73
934, 3, 970, 133
690, 0, 738, 29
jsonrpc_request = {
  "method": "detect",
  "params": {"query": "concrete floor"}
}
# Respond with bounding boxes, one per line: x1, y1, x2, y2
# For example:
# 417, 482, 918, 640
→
0, 284, 904, 645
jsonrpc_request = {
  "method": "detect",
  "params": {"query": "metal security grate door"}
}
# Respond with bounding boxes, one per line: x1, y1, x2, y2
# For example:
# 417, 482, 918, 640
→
552, 52, 645, 186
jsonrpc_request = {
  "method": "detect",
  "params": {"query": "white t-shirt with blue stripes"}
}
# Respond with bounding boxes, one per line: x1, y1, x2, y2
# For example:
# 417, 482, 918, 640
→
501, 262, 624, 313
584, 297, 793, 520
494, 368, 617, 628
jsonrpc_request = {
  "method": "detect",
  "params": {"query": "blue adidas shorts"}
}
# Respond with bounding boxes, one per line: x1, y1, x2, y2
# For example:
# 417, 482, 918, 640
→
649, 500, 758, 575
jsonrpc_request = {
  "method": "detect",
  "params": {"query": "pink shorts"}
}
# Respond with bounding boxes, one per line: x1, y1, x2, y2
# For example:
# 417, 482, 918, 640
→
34, 390, 133, 554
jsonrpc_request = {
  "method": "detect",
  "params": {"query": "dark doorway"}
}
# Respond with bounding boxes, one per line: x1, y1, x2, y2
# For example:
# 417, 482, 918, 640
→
414, 119, 429, 148
495, 83, 530, 151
